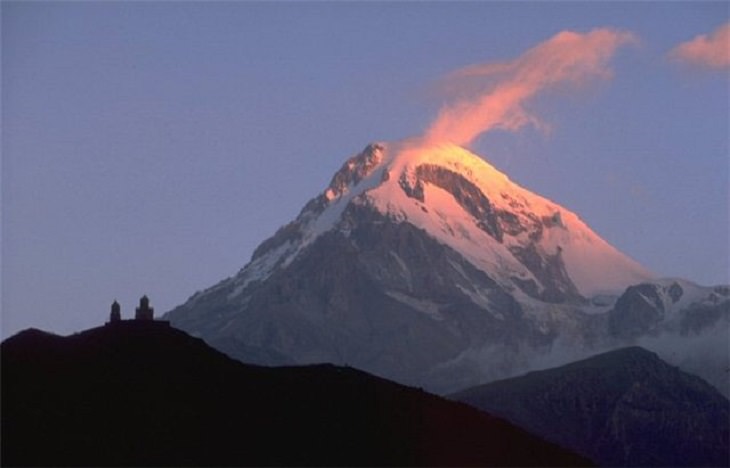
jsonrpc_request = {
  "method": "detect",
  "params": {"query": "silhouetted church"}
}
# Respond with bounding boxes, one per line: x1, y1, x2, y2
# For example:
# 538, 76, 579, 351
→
110, 300, 121, 322
106, 296, 169, 326
135, 295, 154, 320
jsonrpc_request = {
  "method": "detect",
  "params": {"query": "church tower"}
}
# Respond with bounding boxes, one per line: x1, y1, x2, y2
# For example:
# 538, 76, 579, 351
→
109, 300, 121, 322
135, 295, 154, 321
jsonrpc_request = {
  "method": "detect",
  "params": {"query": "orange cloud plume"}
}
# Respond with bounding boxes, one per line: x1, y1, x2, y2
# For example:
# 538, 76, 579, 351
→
669, 22, 730, 69
423, 29, 637, 147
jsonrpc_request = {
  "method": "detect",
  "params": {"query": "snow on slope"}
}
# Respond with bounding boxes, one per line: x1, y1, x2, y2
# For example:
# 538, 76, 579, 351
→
339, 141, 651, 295
168, 141, 727, 396
226, 140, 653, 301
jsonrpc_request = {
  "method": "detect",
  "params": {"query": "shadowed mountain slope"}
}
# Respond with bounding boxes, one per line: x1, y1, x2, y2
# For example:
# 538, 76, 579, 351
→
2, 322, 589, 467
452, 346, 729, 467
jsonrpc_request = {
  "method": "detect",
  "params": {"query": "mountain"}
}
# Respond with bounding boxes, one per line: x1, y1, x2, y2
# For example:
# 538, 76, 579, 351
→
452, 346, 730, 467
1, 322, 589, 467
606, 278, 730, 396
165, 142, 729, 394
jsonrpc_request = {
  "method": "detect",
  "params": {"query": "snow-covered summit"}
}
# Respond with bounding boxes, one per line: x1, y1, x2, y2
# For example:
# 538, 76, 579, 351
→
239, 141, 652, 301
167, 141, 726, 397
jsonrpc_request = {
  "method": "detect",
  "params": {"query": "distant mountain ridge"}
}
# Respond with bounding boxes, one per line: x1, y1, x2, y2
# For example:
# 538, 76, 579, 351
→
165, 142, 729, 394
452, 346, 730, 467
1, 322, 589, 467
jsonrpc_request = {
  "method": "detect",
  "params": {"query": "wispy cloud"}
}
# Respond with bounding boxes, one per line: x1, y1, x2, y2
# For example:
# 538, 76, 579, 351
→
423, 28, 637, 147
669, 22, 730, 70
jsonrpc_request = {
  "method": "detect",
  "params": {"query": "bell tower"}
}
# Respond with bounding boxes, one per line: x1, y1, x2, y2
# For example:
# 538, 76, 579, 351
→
135, 295, 154, 321
109, 300, 121, 323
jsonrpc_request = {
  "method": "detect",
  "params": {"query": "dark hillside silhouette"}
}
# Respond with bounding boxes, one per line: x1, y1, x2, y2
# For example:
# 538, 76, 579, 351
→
453, 346, 729, 467
2, 322, 589, 467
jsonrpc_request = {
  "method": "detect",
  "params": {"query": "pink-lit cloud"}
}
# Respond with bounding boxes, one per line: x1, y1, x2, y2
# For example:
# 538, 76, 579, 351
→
423, 28, 637, 147
669, 22, 730, 69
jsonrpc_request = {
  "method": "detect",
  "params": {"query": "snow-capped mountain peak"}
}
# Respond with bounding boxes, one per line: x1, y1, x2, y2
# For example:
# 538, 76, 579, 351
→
167, 141, 726, 397
245, 141, 651, 301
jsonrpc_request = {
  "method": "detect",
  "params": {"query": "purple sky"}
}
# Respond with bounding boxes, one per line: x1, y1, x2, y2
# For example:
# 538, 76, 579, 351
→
3, 2, 728, 338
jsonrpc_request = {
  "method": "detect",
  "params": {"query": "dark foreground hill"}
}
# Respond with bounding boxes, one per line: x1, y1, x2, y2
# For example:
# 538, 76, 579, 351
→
2, 321, 588, 467
452, 346, 729, 467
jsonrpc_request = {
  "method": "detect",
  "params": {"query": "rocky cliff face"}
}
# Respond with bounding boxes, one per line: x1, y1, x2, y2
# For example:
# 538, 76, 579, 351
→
165, 142, 728, 395
452, 347, 730, 467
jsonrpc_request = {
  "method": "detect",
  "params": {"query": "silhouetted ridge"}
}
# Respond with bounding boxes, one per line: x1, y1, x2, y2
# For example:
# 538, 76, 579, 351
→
453, 346, 730, 467
2, 323, 589, 467
4, 327, 61, 343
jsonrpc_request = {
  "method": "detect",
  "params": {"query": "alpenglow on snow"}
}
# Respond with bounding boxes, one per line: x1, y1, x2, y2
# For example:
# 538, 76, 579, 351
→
165, 142, 728, 395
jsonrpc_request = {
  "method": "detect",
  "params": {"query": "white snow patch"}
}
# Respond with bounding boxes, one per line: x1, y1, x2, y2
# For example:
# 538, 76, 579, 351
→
455, 284, 504, 319
386, 290, 444, 321
228, 241, 293, 299
388, 251, 413, 290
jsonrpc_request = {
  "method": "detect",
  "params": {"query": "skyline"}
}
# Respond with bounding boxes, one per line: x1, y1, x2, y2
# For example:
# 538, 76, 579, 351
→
3, 2, 729, 338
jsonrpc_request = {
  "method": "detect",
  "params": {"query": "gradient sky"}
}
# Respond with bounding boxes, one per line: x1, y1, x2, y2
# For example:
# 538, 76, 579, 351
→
3, 2, 728, 338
